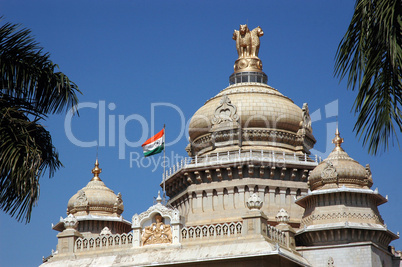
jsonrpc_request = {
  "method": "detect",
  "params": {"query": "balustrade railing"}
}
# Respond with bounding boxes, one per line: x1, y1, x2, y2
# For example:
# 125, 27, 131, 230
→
181, 222, 242, 240
75, 233, 133, 252
164, 149, 321, 181
265, 224, 287, 247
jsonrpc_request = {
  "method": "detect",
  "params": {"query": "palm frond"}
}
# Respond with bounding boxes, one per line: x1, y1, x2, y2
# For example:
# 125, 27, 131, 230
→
0, 18, 80, 222
0, 99, 61, 222
335, 0, 402, 155
0, 19, 82, 114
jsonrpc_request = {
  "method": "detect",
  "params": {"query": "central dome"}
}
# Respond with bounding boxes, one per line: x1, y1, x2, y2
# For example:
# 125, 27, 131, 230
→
187, 82, 315, 156
186, 25, 315, 157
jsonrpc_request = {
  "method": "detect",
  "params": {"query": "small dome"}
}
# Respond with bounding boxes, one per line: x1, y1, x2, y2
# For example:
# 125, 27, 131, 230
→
308, 129, 373, 191
67, 159, 124, 217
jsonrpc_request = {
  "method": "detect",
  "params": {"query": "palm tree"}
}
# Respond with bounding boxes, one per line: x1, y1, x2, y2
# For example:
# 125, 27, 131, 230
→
335, 0, 402, 155
0, 19, 81, 222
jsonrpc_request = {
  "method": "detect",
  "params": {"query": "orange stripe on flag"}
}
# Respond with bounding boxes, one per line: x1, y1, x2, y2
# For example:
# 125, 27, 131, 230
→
142, 128, 165, 147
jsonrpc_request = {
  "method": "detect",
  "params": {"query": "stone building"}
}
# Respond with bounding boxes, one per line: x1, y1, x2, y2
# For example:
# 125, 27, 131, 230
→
41, 25, 401, 267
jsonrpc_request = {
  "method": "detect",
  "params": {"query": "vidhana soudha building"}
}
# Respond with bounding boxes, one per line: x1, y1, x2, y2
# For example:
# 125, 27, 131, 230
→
41, 24, 402, 267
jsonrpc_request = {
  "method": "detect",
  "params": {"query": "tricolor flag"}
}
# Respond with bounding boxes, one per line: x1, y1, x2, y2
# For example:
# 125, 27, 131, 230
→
142, 128, 165, 157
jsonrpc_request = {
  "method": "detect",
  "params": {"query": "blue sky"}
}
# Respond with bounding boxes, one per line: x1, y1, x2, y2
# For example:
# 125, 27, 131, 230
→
1, 1, 401, 266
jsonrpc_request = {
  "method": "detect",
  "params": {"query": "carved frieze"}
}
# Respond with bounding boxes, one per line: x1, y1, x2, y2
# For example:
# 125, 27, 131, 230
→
246, 193, 263, 210
300, 103, 312, 133
63, 214, 78, 229
212, 95, 239, 126
74, 190, 88, 207
321, 161, 338, 185
100, 226, 112, 236
141, 214, 172, 245
365, 164, 374, 188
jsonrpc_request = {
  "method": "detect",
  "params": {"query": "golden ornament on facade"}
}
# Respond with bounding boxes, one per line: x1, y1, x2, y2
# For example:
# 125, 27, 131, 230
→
232, 24, 264, 73
142, 214, 172, 245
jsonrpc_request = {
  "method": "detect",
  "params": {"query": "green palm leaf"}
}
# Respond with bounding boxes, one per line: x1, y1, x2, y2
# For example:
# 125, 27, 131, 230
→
0, 18, 81, 222
335, 0, 402, 155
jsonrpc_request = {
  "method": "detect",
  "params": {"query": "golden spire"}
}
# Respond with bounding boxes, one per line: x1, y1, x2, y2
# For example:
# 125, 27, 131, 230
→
91, 159, 102, 181
332, 128, 344, 151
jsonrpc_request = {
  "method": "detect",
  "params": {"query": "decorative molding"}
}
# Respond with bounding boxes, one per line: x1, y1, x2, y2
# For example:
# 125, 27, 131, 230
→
276, 209, 290, 224
321, 161, 338, 184
142, 214, 172, 245
132, 202, 181, 228
74, 190, 88, 207
212, 95, 239, 126
327, 257, 335, 267
300, 103, 312, 133
301, 211, 383, 226
63, 214, 78, 229
246, 193, 263, 210
100, 227, 112, 236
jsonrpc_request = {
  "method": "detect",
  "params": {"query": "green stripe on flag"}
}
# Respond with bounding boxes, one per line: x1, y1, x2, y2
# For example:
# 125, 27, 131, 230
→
143, 143, 164, 157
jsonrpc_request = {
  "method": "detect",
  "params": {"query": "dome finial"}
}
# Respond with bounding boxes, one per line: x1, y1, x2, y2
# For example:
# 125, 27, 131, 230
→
156, 191, 162, 204
332, 128, 344, 151
91, 159, 102, 181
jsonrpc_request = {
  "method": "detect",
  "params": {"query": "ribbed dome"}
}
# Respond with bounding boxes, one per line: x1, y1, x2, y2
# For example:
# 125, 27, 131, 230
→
308, 130, 373, 191
67, 160, 124, 217
187, 82, 316, 156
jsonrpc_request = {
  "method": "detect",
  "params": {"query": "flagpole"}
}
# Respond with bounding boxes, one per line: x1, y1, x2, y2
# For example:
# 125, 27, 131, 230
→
163, 124, 166, 204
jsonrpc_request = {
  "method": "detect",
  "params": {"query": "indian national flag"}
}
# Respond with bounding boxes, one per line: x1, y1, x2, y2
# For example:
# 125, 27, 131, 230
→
142, 128, 165, 157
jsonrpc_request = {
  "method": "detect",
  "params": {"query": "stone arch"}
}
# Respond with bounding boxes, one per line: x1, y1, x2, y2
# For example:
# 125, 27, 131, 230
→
254, 185, 259, 193
285, 188, 291, 204
131, 201, 182, 248
296, 189, 301, 197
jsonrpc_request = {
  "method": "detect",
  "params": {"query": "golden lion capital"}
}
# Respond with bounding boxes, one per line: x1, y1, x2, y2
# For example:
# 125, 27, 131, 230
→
233, 24, 264, 59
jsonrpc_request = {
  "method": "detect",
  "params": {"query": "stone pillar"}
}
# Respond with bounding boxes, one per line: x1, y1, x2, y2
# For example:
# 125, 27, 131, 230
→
56, 214, 82, 255
275, 209, 296, 250
131, 213, 141, 247
242, 194, 268, 237
170, 210, 182, 245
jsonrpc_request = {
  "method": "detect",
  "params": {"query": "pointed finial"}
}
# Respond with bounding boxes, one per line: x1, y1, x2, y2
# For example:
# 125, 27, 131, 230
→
332, 128, 344, 151
156, 191, 162, 204
91, 159, 102, 181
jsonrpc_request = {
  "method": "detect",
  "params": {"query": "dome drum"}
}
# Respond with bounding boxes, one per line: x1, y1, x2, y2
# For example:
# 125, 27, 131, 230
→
229, 71, 267, 85
188, 127, 315, 157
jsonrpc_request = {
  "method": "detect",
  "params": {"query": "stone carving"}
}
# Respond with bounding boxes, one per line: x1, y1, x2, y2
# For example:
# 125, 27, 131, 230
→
321, 161, 338, 184
132, 192, 181, 228
142, 214, 172, 245
63, 214, 78, 229
113, 192, 124, 212
301, 211, 384, 226
301, 103, 312, 132
246, 193, 263, 210
212, 95, 239, 125
365, 164, 374, 187
100, 226, 112, 236
276, 209, 290, 224
74, 190, 88, 207
327, 256, 335, 267
233, 24, 263, 58
250, 26, 264, 58
233, 24, 251, 58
